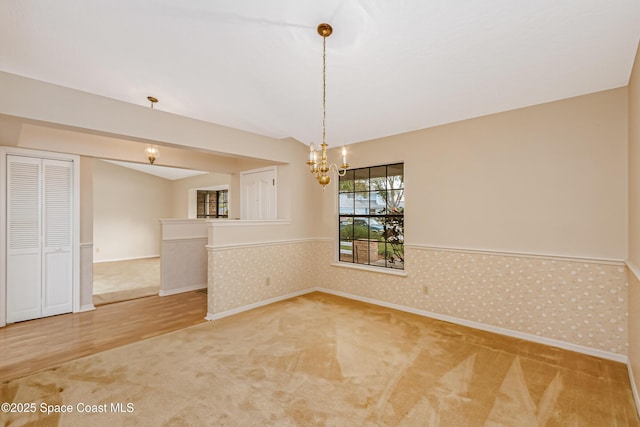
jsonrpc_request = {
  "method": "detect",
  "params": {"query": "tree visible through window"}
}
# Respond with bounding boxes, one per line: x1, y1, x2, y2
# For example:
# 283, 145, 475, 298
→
197, 190, 228, 218
339, 163, 404, 270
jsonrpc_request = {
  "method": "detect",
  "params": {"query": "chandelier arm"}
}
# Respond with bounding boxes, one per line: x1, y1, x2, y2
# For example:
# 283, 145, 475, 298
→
328, 164, 348, 176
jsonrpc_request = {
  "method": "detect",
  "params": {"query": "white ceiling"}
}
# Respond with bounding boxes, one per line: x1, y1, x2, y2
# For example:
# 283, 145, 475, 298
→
103, 160, 209, 181
1, 1, 639, 146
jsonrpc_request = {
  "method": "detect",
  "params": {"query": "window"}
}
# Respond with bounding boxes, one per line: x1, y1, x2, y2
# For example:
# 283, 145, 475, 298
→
197, 190, 228, 218
339, 163, 404, 270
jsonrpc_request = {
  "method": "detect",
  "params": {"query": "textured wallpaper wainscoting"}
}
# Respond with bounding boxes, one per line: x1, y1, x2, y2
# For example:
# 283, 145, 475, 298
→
320, 241, 628, 356
208, 240, 322, 315
206, 239, 628, 357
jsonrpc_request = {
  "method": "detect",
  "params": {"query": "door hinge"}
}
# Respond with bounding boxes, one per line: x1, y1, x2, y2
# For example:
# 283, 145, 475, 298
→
272, 179, 275, 186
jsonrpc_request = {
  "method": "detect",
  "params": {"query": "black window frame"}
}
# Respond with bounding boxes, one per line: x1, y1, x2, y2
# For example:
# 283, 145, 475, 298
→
338, 163, 404, 270
196, 189, 229, 219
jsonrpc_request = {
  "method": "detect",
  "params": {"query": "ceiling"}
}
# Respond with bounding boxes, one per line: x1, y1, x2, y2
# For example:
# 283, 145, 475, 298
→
1, 1, 639, 147
103, 160, 209, 181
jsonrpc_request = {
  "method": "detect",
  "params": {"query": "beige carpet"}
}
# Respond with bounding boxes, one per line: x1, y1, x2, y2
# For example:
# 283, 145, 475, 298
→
1, 292, 637, 426
93, 258, 160, 305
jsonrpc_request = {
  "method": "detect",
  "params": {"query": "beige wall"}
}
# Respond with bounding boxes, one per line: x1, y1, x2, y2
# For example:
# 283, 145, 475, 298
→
629, 45, 640, 267
79, 156, 95, 309
14, 123, 252, 175
0, 116, 22, 146
170, 172, 232, 218
93, 160, 173, 262
628, 41, 640, 404
325, 88, 628, 260
79, 156, 94, 244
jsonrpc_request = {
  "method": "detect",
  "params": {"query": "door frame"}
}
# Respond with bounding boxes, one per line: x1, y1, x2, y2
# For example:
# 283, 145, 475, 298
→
0, 147, 81, 327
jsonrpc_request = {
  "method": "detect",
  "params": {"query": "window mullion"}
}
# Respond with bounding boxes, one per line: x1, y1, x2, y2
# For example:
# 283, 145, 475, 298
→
338, 163, 404, 270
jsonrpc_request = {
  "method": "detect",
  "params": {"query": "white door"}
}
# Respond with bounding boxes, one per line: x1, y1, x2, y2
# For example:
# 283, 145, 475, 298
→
6, 156, 42, 323
240, 167, 276, 220
6, 155, 73, 323
42, 159, 73, 317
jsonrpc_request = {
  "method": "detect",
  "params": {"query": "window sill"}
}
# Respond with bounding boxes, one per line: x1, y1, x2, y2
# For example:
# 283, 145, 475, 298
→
330, 262, 408, 277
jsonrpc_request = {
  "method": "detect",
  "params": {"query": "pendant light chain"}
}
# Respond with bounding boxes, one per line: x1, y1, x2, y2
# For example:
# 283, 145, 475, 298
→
322, 36, 327, 146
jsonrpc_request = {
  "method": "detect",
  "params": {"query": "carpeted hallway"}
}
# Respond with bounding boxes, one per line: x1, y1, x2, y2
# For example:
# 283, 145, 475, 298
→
1, 292, 637, 426
92, 257, 160, 305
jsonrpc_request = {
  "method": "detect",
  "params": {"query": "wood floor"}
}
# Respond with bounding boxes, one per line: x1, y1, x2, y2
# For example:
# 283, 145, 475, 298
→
0, 290, 208, 383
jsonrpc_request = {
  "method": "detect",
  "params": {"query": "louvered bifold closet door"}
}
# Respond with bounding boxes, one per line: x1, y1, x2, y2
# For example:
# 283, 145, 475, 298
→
6, 155, 42, 323
42, 159, 73, 317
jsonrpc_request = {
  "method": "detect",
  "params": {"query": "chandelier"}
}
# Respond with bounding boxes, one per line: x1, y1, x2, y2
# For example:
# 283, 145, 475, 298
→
145, 145, 160, 164
145, 96, 160, 164
306, 23, 348, 189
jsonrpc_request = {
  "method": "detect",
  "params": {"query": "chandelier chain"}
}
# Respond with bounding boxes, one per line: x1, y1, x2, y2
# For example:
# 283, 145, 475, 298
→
322, 36, 327, 146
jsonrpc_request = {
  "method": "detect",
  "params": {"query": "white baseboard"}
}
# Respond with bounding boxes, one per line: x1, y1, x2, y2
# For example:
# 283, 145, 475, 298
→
94, 255, 160, 264
315, 287, 628, 364
159, 284, 206, 297
205, 289, 315, 321
79, 304, 95, 312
